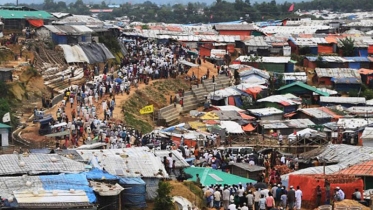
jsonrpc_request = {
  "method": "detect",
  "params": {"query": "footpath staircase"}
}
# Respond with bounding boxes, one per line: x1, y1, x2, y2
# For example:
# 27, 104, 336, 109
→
157, 75, 232, 126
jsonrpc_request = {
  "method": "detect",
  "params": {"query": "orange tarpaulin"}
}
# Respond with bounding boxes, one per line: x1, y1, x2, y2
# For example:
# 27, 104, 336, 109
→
245, 87, 263, 100
239, 112, 255, 120
27, 19, 44, 28
242, 123, 255, 132
204, 120, 219, 125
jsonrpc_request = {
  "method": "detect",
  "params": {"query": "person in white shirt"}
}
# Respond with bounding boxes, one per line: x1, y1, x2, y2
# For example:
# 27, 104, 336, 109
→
213, 189, 222, 208
241, 203, 249, 210
295, 186, 303, 210
222, 187, 230, 210
261, 188, 269, 198
228, 203, 237, 210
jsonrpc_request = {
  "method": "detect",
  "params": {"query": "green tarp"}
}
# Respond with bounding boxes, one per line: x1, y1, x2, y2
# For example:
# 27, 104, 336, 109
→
184, 167, 256, 187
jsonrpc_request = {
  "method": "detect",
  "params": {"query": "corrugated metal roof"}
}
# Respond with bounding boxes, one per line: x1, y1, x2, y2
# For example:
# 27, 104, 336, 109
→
259, 119, 315, 129
278, 81, 330, 96
313, 87, 338, 96
337, 118, 373, 129
154, 150, 189, 168
43, 25, 93, 35
260, 25, 331, 35
299, 107, 338, 119
292, 37, 328, 47
343, 57, 371, 62
214, 24, 257, 31
338, 159, 373, 176
244, 36, 270, 47
282, 144, 373, 181
52, 15, 103, 27
347, 106, 373, 115
361, 127, 373, 140
0, 154, 86, 176
257, 94, 301, 106
236, 56, 291, 63
76, 147, 169, 178
248, 107, 283, 116
315, 68, 361, 79
0, 9, 52, 19
282, 72, 307, 82
239, 67, 270, 79
320, 96, 366, 105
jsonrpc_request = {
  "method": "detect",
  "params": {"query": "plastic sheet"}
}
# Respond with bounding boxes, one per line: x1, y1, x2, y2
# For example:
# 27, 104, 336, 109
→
40, 173, 96, 203
119, 177, 147, 208
85, 168, 118, 181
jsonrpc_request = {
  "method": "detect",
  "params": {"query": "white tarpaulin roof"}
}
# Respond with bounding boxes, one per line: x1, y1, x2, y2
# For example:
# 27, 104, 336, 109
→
220, 121, 244, 133
209, 87, 241, 99
288, 128, 318, 139
59, 44, 89, 63
361, 127, 373, 140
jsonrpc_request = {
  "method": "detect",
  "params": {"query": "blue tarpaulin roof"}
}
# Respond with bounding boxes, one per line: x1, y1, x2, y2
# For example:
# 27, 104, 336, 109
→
343, 57, 370, 62
85, 168, 118, 181
331, 77, 361, 84
39, 174, 96, 203
119, 177, 146, 185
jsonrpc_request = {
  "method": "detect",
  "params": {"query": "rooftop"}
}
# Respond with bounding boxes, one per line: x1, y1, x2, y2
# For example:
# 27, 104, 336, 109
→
214, 24, 257, 31
259, 119, 315, 129
315, 68, 362, 78
184, 167, 257, 187
338, 160, 373, 176
0, 9, 52, 19
231, 163, 266, 172
278, 81, 330, 96
76, 147, 168, 178
43, 25, 93, 35
0, 154, 86, 176
248, 107, 284, 116
299, 107, 342, 119
282, 144, 373, 181
257, 94, 301, 106
320, 96, 366, 105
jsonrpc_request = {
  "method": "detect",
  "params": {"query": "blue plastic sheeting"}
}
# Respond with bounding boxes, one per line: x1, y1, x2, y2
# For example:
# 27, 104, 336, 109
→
310, 47, 318, 55
359, 49, 368, 57
344, 57, 370, 62
85, 168, 118, 181
234, 96, 243, 107
119, 178, 147, 208
349, 62, 360, 69
39, 174, 96, 203
161, 123, 185, 132
331, 77, 361, 84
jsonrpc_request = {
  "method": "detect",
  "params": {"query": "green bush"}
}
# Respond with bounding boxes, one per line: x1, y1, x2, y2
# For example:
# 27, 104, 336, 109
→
154, 181, 174, 210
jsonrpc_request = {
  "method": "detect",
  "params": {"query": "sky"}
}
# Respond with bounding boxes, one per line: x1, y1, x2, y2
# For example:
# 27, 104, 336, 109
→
1, 0, 306, 5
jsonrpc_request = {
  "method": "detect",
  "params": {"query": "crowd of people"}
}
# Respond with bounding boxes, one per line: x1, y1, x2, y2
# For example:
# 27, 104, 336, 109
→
201, 182, 303, 210
45, 36, 231, 150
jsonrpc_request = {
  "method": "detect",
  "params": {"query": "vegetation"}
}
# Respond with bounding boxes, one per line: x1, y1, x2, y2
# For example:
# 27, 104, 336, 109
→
0, 82, 17, 127
154, 181, 174, 210
339, 37, 355, 57
11, 0, 372, 23
123, 112, 153, 133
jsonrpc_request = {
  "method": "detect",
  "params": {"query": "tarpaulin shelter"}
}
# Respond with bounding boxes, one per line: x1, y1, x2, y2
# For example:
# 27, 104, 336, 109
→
184, 167, 257, 187
242, 123, 256, 132
200, 112, 219, 120
187, 121, 207, 131
220, 121, 245, 134
119, 178, 147, 208
288, 174, 363, 209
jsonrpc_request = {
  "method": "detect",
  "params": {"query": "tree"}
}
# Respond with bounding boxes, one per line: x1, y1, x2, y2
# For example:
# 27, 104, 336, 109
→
339, 37, 355, 56
154, 181, 173, 210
